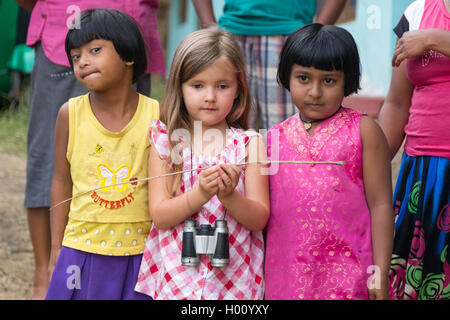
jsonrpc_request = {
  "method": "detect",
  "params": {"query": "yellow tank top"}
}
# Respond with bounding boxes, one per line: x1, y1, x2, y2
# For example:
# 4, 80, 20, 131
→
62, 93, 159, 255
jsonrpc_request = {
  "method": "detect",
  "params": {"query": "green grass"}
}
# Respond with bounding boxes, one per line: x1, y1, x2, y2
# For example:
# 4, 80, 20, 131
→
150, 74, 166, 103
0, 92, 30, 158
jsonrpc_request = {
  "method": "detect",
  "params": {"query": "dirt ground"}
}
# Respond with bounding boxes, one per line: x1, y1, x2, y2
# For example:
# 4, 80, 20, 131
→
0, 153, 34, 300
0, 150, 403, 300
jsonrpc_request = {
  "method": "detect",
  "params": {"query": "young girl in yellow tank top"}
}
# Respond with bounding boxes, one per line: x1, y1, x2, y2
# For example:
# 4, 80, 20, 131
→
46, 9, 159, 300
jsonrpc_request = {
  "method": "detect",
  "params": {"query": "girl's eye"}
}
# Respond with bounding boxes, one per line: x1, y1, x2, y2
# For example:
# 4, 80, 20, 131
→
71, 54, 80, 61
324, 78, 336, 85
192, 84, 203, 89
91, 47, 101, 53
218, 84, 228, 89
298, 75, 308, 82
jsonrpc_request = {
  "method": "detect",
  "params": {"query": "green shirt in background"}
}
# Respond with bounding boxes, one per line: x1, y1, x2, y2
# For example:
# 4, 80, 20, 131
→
218, 0, 317, 35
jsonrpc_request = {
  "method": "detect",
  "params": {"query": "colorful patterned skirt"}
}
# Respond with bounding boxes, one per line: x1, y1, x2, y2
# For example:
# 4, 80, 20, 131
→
389, 153, 450, 300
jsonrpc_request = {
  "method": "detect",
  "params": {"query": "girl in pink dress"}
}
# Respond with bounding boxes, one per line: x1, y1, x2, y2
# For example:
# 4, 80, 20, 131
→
135, 28, 270, 300
264, 24, 394, 300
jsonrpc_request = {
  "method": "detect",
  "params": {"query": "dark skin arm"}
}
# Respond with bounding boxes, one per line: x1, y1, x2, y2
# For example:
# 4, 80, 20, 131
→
315, 0, 347, 25
192, 0, 217, 28
48, 102, 72, 281
15, 0, 37, 11
360, 116, 395, 300
377, 59, 414, 159
392, 29, 450, 67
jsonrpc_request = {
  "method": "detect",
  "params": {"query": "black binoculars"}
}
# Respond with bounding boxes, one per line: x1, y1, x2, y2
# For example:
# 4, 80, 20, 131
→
181, 219, 230, 268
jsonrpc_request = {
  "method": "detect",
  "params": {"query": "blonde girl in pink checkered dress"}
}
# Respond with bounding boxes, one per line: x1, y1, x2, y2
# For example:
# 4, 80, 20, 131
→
135, 28, 270, 300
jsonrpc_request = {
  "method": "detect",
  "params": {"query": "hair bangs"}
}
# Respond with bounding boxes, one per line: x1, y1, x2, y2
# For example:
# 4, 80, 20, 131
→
278, 23, 361, 96
291, 31, 347, 73
65, 9, 147, 83
180, 48, 219, 84
66, 12, 110, 63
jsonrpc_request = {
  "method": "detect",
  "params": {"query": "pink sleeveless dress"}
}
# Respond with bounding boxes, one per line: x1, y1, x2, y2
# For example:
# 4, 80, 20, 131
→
265, 107, 374, 300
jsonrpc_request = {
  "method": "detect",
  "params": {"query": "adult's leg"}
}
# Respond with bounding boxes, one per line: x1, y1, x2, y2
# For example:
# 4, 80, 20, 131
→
234, 35, 259, 130
255, 35, 295, 130
238, 35, 295, 130
27, 207, 51, 299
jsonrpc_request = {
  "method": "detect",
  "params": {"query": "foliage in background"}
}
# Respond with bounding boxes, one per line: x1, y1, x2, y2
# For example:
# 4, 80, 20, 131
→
0, 89, 30, 157
151, 74, 165, 103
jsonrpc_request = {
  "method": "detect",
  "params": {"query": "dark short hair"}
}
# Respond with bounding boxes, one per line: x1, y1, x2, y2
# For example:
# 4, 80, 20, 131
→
65, 9, 147, 83
277, 23, 361, 97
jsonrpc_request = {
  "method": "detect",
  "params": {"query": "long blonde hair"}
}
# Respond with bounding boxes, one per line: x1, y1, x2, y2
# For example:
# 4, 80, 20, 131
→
160, 28, 251, 194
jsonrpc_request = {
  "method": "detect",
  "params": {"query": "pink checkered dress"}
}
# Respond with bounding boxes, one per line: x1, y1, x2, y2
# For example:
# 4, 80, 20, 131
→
135, 120, 265, 300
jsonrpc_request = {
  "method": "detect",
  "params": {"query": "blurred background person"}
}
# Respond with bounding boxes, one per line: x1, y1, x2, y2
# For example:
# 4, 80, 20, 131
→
378, 0, 450, 300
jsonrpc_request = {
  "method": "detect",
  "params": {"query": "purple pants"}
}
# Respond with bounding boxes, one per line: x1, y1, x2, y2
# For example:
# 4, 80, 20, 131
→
46, 246, 152, 300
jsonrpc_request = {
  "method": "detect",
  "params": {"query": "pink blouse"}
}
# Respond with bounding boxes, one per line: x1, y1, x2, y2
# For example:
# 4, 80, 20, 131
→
402, 0, 450, 158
